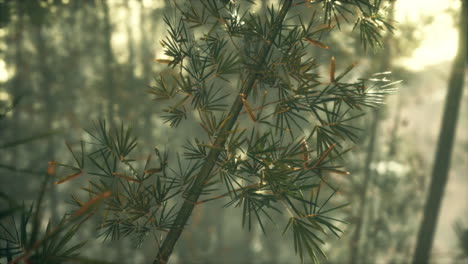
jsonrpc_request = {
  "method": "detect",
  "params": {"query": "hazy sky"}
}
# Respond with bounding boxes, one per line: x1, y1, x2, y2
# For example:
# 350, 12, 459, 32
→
395, 0, 460, 70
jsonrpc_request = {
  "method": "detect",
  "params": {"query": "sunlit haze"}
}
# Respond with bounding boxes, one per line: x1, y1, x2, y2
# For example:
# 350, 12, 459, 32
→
395, 0, 460, 70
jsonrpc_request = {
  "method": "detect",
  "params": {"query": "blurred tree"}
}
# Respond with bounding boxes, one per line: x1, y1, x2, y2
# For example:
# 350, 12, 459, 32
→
412, 0, 467, 263
453, 220, 468, 260
349, 2, 396, 263
101, 0, 116, 126
29, 1, 59, 223
6, 0, 25, 182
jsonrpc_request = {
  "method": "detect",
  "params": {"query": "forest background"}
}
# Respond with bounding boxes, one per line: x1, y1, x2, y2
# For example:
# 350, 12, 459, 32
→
0, 0, 466, 263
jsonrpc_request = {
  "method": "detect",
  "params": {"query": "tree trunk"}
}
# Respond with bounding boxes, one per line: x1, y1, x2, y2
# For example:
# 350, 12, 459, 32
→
101, 0, 115, 126
349, 108, 379, 264
349, 1, 396, 262
33, 15, 58, 223
412, 1, 467, 263
139, 0, 155, 142
10, 0, 25, 184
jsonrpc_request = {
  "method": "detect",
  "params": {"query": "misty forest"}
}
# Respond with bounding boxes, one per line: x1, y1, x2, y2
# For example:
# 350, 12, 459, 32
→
0, 0, 467, 263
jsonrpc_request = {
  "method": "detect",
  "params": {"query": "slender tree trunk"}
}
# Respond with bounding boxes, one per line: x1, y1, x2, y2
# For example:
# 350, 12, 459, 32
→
153, 1, 293, 263
388, 96, 402, 157
10, 1, 24, 183
123, 0, 136, 122
102, 2, 124, 260
139, 0, 152, 84
213, 205, 225, 262
101, 0, 115, 126
412, 1, 467, 263
365, 100, 402, 263
349, 108, 379, 264
349, 2, 396, 263
33, 16, 58, 223
139, 0, 155, 142
62, 0, 81, 130
360, 194, 377, 264
126, 1, 136, 76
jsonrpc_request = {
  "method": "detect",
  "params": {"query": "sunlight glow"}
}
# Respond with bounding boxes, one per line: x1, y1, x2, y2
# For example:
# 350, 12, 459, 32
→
0, 60, 8, 82
395, 0, 460, 71
0, 90, 10, 101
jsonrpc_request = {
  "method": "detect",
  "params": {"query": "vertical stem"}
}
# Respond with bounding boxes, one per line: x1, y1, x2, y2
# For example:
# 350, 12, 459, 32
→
388, 96, 402, 157
349, 108, 379, 264
11, 0, 24, 182
140, 0, 160, 142
349, 1, 396, 262
139, 0, 152, 83
153, 1, 293, 263
412, 1, 467, 263
126, 0, 136, 76
33, 15, 58, 223
102, 0, 115, 126
213, 204, 225, 260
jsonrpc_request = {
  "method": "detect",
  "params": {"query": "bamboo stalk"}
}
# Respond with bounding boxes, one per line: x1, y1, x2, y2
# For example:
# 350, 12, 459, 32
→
412, 1, 467, 263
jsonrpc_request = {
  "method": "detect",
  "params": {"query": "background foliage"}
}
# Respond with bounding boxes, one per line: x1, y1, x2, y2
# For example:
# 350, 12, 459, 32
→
0, 0, 466, 263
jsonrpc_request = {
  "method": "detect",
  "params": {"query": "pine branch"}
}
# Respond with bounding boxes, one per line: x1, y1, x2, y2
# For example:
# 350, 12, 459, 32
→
153, 1, 294, 263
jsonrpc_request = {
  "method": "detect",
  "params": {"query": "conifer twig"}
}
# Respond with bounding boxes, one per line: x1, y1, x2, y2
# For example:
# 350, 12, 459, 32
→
153, 1, 294, 263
